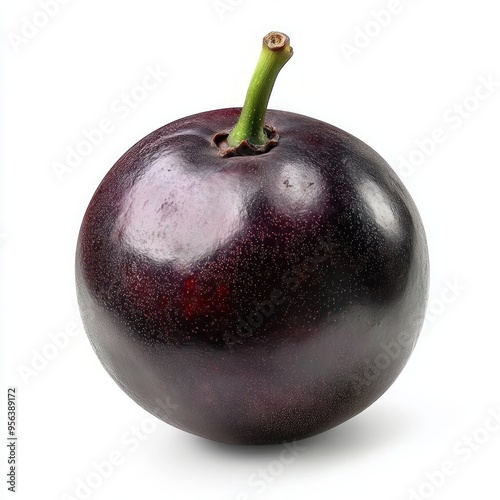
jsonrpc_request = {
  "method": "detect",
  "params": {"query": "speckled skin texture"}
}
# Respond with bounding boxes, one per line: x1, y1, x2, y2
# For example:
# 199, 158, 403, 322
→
76, 108, 429, 445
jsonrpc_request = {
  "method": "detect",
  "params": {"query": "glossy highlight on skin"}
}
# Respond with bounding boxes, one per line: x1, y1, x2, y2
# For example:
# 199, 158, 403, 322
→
76, 108, 429, 445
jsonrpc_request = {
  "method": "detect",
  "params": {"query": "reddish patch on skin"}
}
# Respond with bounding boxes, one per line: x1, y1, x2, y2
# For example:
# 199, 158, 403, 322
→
182, 275, 229, 320
216, 283, 229, 312
184, 275, 196, 292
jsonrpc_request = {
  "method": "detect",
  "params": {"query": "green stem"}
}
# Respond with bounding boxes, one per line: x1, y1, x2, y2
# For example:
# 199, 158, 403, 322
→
227, 32, 293, 148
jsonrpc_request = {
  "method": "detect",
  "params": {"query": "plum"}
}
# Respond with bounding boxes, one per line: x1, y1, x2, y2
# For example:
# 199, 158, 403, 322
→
76, 32, 429, 444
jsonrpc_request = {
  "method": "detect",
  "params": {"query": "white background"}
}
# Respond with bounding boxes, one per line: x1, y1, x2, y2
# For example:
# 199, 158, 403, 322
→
1, 0, 500, 499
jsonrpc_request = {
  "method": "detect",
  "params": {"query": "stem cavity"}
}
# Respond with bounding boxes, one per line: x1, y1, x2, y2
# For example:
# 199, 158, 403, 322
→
214, 31, 293, 157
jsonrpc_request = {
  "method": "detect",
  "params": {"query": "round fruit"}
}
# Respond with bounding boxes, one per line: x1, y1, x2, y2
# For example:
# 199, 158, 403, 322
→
76, 32, 429, 444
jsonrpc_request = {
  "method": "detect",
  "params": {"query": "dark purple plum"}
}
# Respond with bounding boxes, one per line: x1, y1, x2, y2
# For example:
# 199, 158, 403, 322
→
76, 33, 429, 445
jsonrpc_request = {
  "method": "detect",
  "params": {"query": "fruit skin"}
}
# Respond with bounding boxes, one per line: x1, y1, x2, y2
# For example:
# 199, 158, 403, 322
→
76, 108, 429, 445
